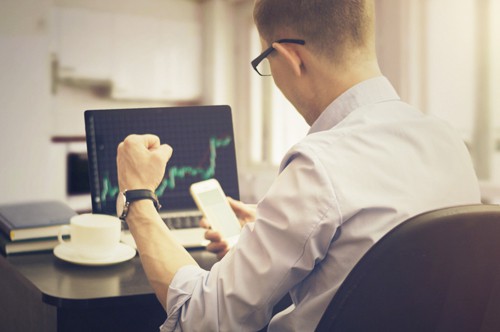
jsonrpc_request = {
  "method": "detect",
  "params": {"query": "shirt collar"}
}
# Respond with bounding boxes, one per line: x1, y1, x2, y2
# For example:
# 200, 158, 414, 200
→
308, 76, 400, 134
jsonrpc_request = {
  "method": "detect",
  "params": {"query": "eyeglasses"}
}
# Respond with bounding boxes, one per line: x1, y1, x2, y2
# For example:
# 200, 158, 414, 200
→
251, 39, 306, 76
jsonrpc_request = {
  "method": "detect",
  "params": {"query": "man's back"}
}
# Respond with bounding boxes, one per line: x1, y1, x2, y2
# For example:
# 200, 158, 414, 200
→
265, 77, 481, 330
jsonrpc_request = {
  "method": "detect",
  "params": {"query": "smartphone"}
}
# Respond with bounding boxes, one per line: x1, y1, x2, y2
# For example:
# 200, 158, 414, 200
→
190, 179, 241, 241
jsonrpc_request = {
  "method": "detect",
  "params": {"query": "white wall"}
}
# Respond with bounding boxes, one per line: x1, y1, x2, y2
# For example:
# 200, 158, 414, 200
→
0, 0, 55, 204
492, 0, 500, 184
376, 0, 499, 186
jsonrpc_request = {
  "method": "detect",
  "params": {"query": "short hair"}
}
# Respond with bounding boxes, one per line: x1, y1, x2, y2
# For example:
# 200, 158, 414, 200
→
253, 0, 374, 62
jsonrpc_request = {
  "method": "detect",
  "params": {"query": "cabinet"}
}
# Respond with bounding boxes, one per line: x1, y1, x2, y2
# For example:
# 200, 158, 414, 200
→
158, 19, 202, 101
52, 7, 201, 101
111, 15, 201, 101
54, 7, 113, 81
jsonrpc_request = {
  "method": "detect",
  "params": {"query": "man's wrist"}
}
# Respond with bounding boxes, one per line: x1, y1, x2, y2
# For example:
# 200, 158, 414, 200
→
127, 199, 159, 220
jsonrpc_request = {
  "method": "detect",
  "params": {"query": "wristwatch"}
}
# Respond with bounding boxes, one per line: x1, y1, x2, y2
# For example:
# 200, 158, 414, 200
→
116, 189, 161, 221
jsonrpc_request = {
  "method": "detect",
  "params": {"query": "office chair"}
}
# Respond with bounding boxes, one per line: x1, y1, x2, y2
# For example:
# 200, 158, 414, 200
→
316, 204, 500, 332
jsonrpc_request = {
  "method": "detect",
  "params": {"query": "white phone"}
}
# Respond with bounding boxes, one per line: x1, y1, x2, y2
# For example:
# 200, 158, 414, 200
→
190, 179, 241, 242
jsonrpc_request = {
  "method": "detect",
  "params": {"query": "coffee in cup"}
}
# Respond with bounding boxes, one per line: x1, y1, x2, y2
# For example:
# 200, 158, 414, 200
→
58, 213, 122, 260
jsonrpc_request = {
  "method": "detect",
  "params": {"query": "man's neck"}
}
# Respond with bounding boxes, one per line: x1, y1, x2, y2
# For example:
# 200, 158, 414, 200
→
300, 58, 382, 125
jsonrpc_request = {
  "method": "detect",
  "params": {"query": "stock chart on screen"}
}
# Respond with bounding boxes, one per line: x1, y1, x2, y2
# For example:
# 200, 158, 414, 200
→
85, 106, 239, 216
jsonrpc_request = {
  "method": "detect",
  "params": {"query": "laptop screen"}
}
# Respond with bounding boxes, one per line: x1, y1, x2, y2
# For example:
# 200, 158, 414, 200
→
84, 105, 240, 216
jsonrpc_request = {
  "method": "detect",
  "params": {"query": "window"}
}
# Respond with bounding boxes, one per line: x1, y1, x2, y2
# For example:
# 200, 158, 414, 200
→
376, 0, 499, 182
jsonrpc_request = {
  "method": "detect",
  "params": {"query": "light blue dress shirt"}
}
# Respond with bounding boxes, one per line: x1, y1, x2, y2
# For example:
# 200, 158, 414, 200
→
161, 77, 481, 331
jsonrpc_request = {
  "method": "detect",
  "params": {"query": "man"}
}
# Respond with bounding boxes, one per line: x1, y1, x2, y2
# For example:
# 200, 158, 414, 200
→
116, 0, 481, 330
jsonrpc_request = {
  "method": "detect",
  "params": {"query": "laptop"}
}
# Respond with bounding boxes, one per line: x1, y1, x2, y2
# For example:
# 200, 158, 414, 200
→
84, 105, 240, 248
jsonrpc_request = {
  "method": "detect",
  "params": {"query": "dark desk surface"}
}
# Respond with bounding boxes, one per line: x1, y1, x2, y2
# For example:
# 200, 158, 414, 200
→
0, 249, 219, 331
2, 248, 219, 308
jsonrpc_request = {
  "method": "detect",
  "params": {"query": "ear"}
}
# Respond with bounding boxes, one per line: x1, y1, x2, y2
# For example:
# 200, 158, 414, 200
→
272, 42, 303, 77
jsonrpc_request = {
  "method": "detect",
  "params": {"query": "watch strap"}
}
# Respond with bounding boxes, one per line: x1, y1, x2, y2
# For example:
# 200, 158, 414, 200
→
119, 189, 161, 221
124, 189, 161, 211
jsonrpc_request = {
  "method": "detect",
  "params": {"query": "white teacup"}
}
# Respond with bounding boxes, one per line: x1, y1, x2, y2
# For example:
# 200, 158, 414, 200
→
58, 213, 121, 261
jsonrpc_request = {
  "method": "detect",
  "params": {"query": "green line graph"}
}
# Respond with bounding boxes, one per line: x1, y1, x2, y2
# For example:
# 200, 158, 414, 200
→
101, 174, 121, 203
100, 136, 232, 203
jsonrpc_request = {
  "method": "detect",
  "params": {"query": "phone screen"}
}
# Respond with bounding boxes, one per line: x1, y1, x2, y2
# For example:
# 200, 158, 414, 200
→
198, 189, 241, 238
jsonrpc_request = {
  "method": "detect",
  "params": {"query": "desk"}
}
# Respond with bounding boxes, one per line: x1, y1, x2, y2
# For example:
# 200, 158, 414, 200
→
0, 249, 218, 332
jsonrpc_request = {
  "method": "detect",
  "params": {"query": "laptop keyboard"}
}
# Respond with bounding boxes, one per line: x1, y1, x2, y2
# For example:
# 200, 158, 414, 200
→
163, 215, 201, 230
162, 210, 203, 230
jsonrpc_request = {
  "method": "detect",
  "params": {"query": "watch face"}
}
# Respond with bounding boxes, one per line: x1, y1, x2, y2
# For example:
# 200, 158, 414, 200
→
116, 192, 125, 217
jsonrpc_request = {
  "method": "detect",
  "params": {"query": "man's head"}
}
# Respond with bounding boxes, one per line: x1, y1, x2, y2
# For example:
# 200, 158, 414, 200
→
252, 0, 380, 124
253, 0, 375, 65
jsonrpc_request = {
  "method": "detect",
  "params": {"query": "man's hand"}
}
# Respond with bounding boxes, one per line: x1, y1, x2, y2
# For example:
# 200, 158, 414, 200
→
200, 197, 256, 260
116, 134, 173, 192
227, 197, 257, 225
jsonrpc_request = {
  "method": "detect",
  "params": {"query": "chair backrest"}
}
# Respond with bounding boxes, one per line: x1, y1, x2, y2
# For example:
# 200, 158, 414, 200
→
316, 204, 500, 332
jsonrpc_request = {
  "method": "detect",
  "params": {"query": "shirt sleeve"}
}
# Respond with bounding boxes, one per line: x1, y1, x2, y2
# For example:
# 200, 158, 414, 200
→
161, 146, 341, 331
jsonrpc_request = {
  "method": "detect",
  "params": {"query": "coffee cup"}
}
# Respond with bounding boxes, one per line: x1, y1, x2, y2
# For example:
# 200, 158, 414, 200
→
58, 213, 122, 260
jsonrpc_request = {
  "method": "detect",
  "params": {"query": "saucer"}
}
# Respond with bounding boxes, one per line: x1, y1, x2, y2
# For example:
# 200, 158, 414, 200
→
53, 242, 136, 266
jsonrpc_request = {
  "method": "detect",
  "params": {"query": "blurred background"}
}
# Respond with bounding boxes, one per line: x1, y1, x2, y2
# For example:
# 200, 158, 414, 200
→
0, 0, 498, 211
